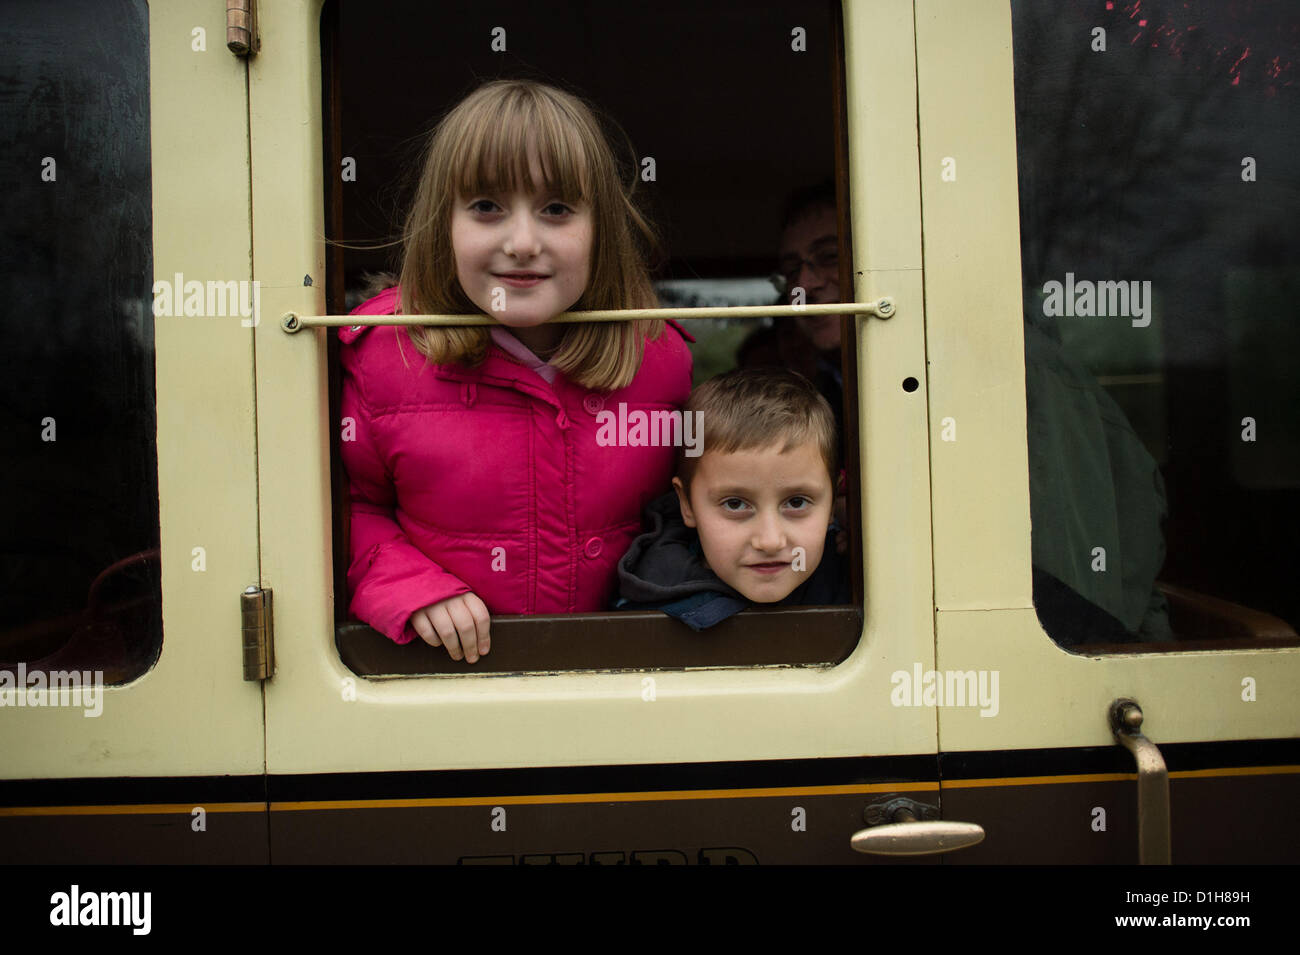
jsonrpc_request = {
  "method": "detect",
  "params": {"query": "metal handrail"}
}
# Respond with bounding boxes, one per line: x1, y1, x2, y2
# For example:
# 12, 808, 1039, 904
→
279, 298, 894, 333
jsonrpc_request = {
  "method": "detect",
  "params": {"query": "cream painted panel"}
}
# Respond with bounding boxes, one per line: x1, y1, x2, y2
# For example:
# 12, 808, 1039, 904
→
916, 0, 1033, 613
1, 0, 265, 778
255, 0, 938, 774
845, 0, 924, 274
844, 0, 935, 682
936, 608, 1300, 751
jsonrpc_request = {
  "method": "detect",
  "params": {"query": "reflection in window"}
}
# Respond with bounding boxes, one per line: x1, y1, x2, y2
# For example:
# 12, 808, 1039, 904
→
1011, 0, 1299, 648
0, 0, 161, 682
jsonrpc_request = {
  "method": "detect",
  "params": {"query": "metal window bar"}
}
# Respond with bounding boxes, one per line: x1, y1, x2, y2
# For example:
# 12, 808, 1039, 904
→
280, 299, 894, 332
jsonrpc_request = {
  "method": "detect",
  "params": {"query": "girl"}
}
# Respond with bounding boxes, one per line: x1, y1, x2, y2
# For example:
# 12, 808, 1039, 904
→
340, 79, 694, 663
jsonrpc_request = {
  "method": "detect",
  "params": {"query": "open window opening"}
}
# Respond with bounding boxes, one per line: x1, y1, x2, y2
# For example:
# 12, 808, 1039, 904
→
320, 0, 863, 674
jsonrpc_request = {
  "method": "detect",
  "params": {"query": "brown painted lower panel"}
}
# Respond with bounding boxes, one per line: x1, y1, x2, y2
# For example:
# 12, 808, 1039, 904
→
942, 771, 1300, 864
5, 765, 1295, 863
942, 779, 1138, 864
268, 791, 939, 865
1167, 773, 1300, 864
0, 808, 269, 864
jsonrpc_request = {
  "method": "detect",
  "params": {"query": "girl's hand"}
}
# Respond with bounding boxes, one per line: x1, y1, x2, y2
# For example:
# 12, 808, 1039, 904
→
409, 593, 492, 664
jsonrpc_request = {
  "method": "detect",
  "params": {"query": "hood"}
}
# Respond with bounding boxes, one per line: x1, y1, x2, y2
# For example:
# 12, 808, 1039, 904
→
616, 492, 744, 604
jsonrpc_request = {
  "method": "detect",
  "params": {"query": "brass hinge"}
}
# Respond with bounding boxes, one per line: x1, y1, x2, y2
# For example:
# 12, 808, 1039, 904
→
241, 586, 275, 681
226, 0, 260, 56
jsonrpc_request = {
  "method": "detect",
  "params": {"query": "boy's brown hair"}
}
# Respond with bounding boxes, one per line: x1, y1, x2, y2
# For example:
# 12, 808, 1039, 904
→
678, 367, 838, 490
398, 79, 663, 390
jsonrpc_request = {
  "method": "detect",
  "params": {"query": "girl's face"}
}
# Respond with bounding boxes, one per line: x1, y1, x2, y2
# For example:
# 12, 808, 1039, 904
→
451, 159, 593, 336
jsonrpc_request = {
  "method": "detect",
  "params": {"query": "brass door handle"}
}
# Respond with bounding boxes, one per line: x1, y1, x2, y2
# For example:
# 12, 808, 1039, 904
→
851, 806, 985, 856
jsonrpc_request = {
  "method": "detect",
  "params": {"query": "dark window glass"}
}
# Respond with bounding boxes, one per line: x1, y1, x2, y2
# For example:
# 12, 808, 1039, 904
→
0, 0, 161, 682
322, 0, 859, 673
1012, 0, 1299, 649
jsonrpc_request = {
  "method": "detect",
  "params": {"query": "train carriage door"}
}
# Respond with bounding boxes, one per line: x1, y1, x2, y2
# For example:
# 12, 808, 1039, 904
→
919, 0, 1300, 863
251, 0, 944, 863
0, 0, 269, 862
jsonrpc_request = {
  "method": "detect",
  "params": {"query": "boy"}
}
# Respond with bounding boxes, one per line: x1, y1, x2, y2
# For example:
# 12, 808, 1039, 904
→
615, 368, 849, 629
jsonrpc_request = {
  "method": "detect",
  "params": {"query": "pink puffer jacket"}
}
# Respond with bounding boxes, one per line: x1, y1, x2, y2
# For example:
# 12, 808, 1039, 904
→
339, 287, 695, 644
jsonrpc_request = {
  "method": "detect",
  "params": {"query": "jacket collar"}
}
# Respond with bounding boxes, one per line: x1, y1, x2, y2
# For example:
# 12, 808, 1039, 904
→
429, 343, 565, 412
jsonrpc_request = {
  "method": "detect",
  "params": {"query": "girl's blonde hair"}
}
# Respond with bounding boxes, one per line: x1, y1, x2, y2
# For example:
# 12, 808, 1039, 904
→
397, 79, 664, 391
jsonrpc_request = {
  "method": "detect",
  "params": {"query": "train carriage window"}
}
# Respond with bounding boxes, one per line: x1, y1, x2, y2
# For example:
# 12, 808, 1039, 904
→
321, 0, 862, 674
0, 0, 162, 684
1011, 0, 1300, 651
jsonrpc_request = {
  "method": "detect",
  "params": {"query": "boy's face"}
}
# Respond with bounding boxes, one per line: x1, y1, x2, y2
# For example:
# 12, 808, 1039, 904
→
673, 438, 834, 604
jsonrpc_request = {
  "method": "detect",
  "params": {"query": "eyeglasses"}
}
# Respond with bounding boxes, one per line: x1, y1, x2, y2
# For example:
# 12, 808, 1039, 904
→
769, 245, 839, 296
